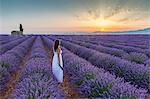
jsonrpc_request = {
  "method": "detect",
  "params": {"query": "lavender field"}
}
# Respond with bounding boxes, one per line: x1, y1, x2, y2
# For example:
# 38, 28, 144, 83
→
0, 35, 150, 98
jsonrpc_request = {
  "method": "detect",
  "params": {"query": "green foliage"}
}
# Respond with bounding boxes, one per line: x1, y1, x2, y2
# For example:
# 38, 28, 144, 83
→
0, 61, 10, 68
84, 72, 95, 80
89, 82, 112, 98
75, 80, 83, 87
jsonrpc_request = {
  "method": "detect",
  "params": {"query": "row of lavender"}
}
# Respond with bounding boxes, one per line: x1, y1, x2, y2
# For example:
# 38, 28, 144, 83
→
0, 35, 23, 45
57, 35, 149, 47
0, 36, 35, 91
83, 35, 149, 49
57, 37, 149, 65
83, 39, 150, 66
56, 35, 150, 57
104, 40, 149, 49
0, 36, 30, 55
43, 36, 148, 98
11, 37, 64, 98
48, 36, 149, 91
56, 35, 150, 66
86, 40, 150, 57
92, 35, 150, 46
85, 40, 150, 66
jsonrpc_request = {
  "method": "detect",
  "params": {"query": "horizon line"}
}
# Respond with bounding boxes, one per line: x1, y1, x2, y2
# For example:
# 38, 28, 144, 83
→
0, 27, 150, 34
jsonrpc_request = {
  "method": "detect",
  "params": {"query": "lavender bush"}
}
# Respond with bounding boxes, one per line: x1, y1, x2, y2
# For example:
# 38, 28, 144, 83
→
0, 36, 22, 45
61, 38, 125, 57
43, 36, 148, 98
144, 59, 150, 67
111, 42, 149, 49
1, 35, 149, 98
86, 40, 150, 58
59, 38, 149, 65
11, 36, 64, 98
122, 52, 149, 64
0, 66, 10, 90
48, 36, 149, 91
0, 36, 35, 91
53, 35, 149, 48
0, 36, 29, 55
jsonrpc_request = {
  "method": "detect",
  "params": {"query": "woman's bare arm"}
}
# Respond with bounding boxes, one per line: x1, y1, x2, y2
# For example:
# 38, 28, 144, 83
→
57, 47, 61, 66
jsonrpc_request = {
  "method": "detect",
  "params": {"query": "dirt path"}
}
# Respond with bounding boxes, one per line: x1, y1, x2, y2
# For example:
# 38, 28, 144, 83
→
43, 43, 81, 99
0, 45, 33, 99
58, 73, 81, 98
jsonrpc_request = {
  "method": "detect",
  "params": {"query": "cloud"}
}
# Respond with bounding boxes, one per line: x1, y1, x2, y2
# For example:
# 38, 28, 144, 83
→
87, 9, 100, 20
74, 0, 130, 21
74, 9, 101, 21
118, 18, 129, 22
115, 13, 149, 24
74, 0, 150, 24
104, 0, 128, 19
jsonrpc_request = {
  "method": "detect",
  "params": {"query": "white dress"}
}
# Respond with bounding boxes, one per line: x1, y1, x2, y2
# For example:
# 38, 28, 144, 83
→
52, 49, 63, 83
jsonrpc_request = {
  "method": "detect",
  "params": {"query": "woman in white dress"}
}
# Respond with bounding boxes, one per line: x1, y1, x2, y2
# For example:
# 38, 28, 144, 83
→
52, 40, 63, 83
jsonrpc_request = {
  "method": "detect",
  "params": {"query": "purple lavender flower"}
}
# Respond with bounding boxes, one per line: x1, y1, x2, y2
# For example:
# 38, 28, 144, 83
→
43, 36, 148, 98
0, 36, 35, 91
11, 37, 64, 98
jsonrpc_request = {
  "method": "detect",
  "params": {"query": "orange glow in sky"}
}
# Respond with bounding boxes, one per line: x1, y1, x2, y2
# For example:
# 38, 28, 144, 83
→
1, 0, 150, 33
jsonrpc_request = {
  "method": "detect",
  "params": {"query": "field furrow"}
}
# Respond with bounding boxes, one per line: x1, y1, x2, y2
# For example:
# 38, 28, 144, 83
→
0, 35, 149, 98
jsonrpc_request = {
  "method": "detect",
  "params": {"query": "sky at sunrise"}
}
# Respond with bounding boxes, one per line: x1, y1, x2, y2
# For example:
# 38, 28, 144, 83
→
0, 0, 150, 34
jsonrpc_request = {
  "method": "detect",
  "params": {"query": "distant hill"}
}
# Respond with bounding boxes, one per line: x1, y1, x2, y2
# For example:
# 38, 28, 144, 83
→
132, 28, 150, 33
93, 28, 150, 35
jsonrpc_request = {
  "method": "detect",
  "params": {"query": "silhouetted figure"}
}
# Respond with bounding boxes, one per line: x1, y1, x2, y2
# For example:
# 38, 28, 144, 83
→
19, 24, 23, 32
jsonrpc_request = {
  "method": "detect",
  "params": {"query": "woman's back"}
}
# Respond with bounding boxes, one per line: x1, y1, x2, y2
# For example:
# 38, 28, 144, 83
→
52, 51, 59, 69
52, 49, 63, 83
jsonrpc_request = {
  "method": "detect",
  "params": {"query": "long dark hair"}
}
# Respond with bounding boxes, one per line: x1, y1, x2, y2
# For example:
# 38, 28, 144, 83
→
54, 40, 60, 52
